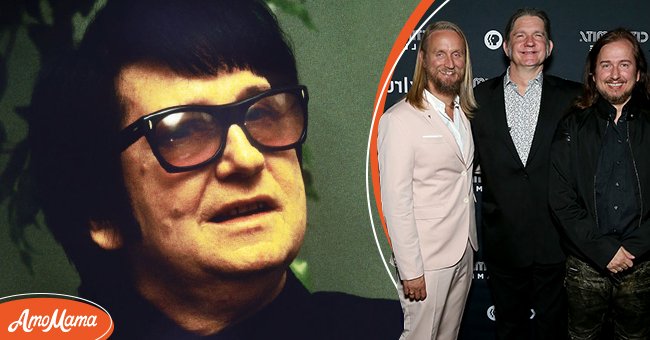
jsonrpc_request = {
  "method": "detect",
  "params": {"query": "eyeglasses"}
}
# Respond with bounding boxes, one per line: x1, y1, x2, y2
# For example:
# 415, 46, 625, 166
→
119, 85, 308, 173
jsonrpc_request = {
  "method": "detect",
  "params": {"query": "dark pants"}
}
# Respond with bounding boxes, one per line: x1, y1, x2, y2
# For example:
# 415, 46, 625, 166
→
565, 256, 650, 340
486, 261, 567, 340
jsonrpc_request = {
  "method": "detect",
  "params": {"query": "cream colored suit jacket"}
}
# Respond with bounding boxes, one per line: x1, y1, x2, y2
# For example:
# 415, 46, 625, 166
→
378, 98, 478, 281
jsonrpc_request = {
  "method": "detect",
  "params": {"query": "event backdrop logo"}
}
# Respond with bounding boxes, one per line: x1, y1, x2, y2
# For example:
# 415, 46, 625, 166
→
0, 294, 113, 339
486, 306, 536, 322
484, 30, 503, 50
387, 76, 412, 94
579, 30, 648, 49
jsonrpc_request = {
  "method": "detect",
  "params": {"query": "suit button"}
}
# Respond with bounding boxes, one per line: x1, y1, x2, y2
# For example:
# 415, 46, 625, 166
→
463, 198, 469, 203
461, 170, 467, 176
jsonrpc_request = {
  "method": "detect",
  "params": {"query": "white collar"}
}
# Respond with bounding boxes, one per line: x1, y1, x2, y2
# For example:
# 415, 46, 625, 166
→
423, 89, 459, 114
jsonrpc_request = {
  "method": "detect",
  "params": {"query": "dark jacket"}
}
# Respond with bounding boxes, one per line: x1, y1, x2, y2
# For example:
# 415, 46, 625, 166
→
472, 74, 581, 267
549, 94, 650, 271
81, 270, 403, 340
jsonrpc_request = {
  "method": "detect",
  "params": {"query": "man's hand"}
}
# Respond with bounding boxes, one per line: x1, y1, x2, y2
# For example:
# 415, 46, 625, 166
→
402, 275, 427, 302
607, 246, 635, 273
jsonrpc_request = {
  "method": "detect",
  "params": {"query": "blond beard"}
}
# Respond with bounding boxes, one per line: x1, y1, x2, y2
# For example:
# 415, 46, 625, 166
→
431, 73, 462, 97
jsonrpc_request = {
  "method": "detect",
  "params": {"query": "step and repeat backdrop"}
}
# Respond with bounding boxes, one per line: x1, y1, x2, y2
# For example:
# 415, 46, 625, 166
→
374, 0, 650, 338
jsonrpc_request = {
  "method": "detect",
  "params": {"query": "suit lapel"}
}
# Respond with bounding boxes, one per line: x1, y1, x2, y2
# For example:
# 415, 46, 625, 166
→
460, 112, 473, 166
425, 106, 465, 165
490, 78, 525, 168
527, 77, 557, 166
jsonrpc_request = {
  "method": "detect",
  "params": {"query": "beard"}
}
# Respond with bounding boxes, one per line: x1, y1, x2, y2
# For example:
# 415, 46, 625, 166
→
603, 91, 633, 106
429, 69, 463, 97
600, 86, 634, 106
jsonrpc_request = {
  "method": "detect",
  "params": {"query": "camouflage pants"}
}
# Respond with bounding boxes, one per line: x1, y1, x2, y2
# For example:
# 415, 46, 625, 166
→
565, 255, 650, 340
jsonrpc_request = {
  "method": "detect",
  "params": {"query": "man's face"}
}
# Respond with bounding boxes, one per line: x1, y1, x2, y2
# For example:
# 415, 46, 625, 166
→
593, 39, 640, 107
114, 63, 307, 283
504, 15, 552, 68
419, 29, 466, 97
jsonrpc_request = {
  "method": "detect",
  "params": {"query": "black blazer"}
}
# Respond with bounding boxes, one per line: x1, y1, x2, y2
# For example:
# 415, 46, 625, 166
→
472, 74, 581, 268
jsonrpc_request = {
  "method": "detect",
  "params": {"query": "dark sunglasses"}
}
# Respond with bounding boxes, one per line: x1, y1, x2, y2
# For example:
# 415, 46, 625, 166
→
119, 85, 308, 173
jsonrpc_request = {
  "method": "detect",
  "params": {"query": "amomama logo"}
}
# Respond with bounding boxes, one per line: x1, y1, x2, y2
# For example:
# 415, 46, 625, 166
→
0, 293, 113, 339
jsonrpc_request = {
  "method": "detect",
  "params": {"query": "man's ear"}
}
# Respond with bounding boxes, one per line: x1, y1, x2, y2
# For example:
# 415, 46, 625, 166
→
90, 220, 124, 250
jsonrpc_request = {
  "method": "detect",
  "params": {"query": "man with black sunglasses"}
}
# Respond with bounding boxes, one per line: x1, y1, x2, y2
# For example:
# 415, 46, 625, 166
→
29, 0, 401, 339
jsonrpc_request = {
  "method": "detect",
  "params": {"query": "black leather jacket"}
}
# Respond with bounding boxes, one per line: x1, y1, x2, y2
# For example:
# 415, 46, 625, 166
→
550, 94, 650, 271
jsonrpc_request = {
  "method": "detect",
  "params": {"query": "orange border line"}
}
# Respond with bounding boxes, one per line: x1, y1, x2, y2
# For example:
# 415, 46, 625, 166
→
369, 0, 435, 247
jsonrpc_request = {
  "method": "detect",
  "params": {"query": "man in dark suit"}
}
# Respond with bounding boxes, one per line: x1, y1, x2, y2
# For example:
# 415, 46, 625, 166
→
471, 8, 581, 339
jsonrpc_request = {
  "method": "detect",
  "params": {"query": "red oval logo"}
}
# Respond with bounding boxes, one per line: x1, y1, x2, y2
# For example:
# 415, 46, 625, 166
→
0, 294, 113, 339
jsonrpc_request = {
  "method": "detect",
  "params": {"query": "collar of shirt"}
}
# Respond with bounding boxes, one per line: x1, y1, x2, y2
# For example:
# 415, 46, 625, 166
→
596, 95, 635, 122
504, 66, 544, 93
423, 89, 460, 119
422, 89, 466, 157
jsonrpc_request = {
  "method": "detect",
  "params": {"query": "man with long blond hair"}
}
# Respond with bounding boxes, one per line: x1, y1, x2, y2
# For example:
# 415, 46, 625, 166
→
378, 21, 478, 339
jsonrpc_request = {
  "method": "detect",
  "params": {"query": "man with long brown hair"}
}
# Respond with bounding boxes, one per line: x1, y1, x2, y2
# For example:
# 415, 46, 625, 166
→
550, 28, 650, 340
378, 21, 478, 339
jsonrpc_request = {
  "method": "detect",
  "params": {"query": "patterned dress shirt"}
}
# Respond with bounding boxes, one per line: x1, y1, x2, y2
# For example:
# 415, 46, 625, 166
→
504, 67, 543, 165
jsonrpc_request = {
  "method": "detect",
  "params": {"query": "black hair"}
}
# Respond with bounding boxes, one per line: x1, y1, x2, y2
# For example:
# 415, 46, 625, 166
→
29, 0, 299, 285
504, 7, 552, 43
